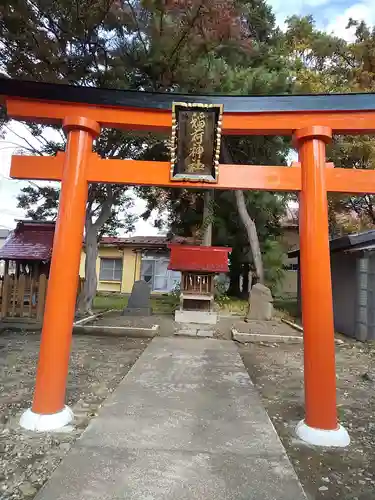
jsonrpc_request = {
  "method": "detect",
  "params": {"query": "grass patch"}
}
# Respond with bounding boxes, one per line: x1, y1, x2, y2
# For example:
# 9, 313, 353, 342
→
219, 298, 248, 315
151, 296, 177, 314
273, 298, 299, 319
93, 294, 128, 311
94, 293, 301, 317
93, 293, 176, 314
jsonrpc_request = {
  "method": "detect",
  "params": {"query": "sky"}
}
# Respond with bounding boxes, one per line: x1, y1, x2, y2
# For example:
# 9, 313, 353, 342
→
1, 0, 374, 234
270, 0, 375, 37
0, 123, 161, 235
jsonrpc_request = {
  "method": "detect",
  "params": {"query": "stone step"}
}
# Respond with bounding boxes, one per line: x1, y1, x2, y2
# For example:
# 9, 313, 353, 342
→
174, 328, 214, 338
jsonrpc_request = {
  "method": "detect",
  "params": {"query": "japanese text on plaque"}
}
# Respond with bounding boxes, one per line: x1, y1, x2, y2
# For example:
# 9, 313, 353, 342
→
187, 112, 206, 172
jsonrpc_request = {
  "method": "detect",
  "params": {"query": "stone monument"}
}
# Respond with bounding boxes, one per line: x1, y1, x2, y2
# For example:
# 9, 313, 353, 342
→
122, 280, 152, 316
247, 283, 273, 320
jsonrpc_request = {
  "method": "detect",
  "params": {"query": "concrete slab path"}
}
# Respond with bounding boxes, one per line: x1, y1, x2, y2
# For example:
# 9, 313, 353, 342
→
35, 337, 306, 500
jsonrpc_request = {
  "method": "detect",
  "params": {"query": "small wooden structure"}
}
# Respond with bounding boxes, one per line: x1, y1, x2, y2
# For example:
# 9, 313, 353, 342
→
168, 245, 231, 324
0, 220, 54, 320
0, 273, 47, 320
0, 220, 54, 279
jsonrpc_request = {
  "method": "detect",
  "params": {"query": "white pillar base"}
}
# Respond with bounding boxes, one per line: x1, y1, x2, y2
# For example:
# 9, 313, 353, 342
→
20, 405, 73, 432
296, 419, 350, 447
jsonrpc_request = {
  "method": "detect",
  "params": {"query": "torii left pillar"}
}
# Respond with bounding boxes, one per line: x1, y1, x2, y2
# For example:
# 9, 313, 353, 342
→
20, 116, 100, 431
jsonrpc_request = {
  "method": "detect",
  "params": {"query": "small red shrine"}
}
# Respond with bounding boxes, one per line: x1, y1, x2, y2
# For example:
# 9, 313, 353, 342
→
168, 245, 231, 324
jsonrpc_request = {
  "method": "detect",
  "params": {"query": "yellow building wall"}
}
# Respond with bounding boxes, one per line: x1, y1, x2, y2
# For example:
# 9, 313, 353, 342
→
79, 251, 85, 277
121, 248, 140, 293
135, 251, 141, 281
97, 281, 122, 292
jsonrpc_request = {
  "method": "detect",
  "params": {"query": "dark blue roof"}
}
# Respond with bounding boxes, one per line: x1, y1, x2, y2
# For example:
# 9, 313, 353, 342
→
2, 78, 375, 113
288, 230, 375, 258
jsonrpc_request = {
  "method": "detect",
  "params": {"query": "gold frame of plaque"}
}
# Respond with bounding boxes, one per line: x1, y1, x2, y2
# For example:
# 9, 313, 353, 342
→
170, 102, 223, 183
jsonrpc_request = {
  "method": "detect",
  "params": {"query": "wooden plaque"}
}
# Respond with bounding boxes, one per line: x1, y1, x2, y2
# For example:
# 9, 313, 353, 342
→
170, 102, 223, 183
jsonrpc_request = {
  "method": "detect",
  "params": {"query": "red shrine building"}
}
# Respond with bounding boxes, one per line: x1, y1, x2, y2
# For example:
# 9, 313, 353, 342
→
168, 245, 231, 324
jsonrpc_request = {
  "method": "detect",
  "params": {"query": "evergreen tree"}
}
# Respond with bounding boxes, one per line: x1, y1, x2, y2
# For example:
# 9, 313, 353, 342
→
135, 0, 292, 294
1, 0, 292, 303
284, 15, 375, 235
1, 0, 141, 312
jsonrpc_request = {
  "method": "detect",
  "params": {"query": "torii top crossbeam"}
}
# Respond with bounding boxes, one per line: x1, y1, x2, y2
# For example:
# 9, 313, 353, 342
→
2, 78, 375, 193
3, 78, 375, 133
0, 77, 370, 447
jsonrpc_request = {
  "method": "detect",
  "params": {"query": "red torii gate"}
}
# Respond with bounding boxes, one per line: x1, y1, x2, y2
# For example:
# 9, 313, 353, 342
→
2, 79, 375, 446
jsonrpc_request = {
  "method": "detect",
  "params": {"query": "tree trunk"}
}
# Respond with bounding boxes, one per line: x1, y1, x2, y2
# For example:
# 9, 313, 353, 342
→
202, 190, 213, 246
221, 139, 264, 285
235, 190, 264, 283
77, 186, 115, 316
227, 261, 242, 297
242, 263, 250, 298
78, 223, 98, 315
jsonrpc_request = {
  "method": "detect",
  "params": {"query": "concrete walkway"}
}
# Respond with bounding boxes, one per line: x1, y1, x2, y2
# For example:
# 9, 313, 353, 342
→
35, 338, 306, 500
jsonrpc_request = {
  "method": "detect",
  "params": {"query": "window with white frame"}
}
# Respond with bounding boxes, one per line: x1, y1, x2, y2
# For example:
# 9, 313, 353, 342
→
99, 258, 123, 281
140, 259, 154, 286
141, 255, 180, 292
154, 259, 169, 291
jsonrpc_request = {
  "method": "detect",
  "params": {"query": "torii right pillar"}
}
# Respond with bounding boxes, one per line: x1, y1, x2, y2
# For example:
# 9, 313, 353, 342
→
294, 126, 350, 447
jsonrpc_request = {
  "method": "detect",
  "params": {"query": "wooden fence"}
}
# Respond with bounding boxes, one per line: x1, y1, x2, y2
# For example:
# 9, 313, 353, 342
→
0, 274, 48, 320
181, 272, 214, 295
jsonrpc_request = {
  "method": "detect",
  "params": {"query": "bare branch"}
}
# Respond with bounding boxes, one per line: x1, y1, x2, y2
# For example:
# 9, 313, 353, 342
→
168, 4, 204, 73
125, 0, 148, 56
5, 124, 43, 156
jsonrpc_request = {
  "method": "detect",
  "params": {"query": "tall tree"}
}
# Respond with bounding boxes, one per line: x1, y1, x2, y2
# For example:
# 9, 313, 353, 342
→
9, 123, 139, 313
0, 0, 141, 312
134, 0, 292, 295
1, 0, 292, 303
284, 15, 375, 235
110, 0, 291, 295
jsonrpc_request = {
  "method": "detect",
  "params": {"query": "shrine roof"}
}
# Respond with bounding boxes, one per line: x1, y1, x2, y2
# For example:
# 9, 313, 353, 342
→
0, 220, 55, 261
2, 78, 375, 113
100, 235, 191, 249
101, 236, 168, 247
168, 245, 231, 273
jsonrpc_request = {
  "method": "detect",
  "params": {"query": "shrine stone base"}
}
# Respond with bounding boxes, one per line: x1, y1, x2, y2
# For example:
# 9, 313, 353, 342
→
175, 309, 218, 325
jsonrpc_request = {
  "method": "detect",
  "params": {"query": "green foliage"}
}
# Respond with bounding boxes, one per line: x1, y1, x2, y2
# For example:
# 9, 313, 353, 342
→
162, 283, 181, 311
0, 0, 114, 84
262, 239, 286, 293
93, 293, 176, 314
214, 278, 231, 307
17, 185, 60, 221
93, 293, 128, 311
17, 182, 136, 237
0, 0, 312, 297
284, 15, 375, 235
273, 298, 299, 319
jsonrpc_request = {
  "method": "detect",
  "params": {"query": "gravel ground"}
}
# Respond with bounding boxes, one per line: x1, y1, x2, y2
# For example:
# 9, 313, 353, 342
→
0, 330, 149, 500
2, 325, 373, 500
240, 340, 375, 500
